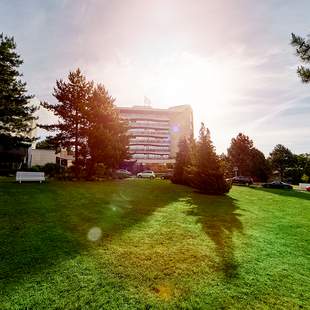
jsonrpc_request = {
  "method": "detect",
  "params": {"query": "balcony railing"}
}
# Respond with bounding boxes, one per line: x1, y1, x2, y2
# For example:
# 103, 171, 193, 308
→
129, 128, 169, 134
129, 132, 170, 138
129, 149, 170, 155
129, 139, 170, 145
129, 123, 170, 130
121, 115, 170, 122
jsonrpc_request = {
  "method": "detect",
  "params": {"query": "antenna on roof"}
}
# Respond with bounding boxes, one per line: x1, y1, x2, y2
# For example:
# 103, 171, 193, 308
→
144, 96, 152, 107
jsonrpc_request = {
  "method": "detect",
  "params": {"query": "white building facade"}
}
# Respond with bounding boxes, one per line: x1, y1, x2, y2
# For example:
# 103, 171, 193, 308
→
118, 105, 193, 165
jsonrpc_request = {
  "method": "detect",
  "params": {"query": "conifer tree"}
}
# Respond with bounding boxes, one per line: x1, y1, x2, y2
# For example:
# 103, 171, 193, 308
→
41, 69, 129, 179
40, 69, 93, 177
291, 33, 310, 83
86, 84, 129, 177
0, 33, 36, 148
172, 137, 192, 185
188, 123, 230, 195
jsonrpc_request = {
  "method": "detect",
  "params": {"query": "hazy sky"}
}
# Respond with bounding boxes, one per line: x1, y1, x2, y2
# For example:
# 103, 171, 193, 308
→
1, 0, 309, 154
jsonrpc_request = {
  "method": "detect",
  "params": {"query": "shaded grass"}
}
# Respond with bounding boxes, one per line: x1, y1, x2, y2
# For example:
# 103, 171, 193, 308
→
0, 179, 309, 309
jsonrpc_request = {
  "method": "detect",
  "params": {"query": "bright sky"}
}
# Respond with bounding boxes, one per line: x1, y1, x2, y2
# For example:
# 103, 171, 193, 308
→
1, 0, 309, 155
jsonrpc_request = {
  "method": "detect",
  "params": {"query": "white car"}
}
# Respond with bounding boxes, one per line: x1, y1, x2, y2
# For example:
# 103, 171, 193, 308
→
137, 170, 156, 179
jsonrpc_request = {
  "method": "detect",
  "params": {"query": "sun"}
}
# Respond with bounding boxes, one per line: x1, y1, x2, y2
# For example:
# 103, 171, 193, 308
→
145, 52, 236, 118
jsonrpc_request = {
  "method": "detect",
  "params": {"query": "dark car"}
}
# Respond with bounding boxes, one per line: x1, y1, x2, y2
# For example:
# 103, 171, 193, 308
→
160, 172, 173, 180
232, 176, 253, 186
114, 169, 132, 179
262, 181, 293, 189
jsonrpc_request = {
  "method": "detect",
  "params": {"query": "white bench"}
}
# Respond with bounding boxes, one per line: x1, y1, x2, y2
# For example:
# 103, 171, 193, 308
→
16, 171, 45, 183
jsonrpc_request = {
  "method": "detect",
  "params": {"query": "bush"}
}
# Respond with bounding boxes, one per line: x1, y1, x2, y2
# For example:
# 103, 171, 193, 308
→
187, 168, 231, 195
42, 163, 64, 177
29, 165, 43, 172
95, 164, 107, 178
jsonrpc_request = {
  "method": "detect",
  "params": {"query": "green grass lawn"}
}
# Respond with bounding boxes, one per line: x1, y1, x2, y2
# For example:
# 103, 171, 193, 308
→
0, 179, 309, 309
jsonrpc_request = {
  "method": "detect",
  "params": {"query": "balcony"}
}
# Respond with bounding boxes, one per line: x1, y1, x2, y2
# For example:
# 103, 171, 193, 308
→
129, 129, 169, 134
129, 122, 170, 130
129, 139, 170, 146
121, 115, 170, 122
129, 132, 170, 139
129, 149, 170, 155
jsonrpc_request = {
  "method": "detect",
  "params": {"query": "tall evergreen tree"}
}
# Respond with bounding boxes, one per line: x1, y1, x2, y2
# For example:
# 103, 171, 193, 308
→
291, 33, 310, 83
171, 137, 192, 185
40, 69, 93, 177
0, 33, 36, 148
85, 84, 129, 177
188, 123, 230, 195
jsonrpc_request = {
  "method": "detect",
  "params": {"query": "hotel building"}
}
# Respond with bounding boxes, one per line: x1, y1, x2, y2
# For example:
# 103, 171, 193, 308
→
118, 105, 193, 165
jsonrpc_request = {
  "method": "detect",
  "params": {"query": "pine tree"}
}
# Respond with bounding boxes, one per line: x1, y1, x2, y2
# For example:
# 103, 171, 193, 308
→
171, 137, 192, 185
0, 33, 36, 148
86, 84, 129, 177
291, 33, 310, 83
40, 69, 93, 177
188, 123, 230, 195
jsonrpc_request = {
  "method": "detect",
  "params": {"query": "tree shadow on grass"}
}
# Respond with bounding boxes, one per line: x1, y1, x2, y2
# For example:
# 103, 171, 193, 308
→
250, 186, 310, 201
0, 180, 184, 290
186, 193, 243, 279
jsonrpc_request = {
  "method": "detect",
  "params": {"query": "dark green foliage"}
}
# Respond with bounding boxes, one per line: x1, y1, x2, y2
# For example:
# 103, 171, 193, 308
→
40, 69, 93, 177
40, 69, 128, 179
0, 145, 28, 175
269, 144, 295, 181
171, 137, 191, 185
291, 33, 310, 83
42, 163, 64, 177
227, 133, 254, 176
227, 133, 270, 181
85, 84, 129, 178
284, 167, 304, 185
219, 153, 233, 178
187, 123, 230, 195
250, 148, 271, 182
36, 137, 59, 151
0, 33, 36, 156
284, 153, 310, 184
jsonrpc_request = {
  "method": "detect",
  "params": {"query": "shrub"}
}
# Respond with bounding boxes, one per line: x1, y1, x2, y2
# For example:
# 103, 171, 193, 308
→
187, 168, 231, 195
42, 163, 64, 177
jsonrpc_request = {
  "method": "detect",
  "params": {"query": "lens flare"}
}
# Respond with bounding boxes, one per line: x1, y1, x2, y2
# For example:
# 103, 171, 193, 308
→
87, 227, 102, 241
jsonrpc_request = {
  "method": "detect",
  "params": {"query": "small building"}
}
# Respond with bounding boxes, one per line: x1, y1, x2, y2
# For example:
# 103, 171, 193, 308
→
28, 148, 74, 168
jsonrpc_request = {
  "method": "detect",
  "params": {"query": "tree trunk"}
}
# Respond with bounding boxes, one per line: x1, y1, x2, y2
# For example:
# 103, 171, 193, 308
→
74, 112, 79, 179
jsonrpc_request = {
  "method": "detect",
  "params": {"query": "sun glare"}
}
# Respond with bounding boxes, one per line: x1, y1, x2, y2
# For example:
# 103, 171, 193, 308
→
141, 53, 237, 118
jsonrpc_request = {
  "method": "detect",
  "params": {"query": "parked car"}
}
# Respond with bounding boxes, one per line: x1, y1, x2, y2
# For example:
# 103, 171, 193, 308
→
115, 169, 132, 179
137, 170, 156, 179
262, 181, 293, 189
160, 172, 173, 180
231, 176, 253, 186
306, 186, 310, 192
